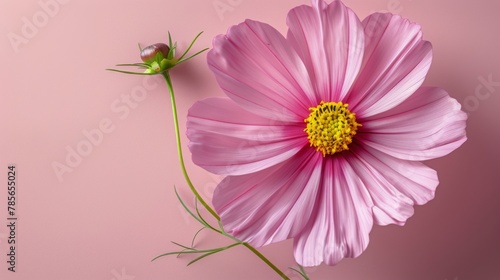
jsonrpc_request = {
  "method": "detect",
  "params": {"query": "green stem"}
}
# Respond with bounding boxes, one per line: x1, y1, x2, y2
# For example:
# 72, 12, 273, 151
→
162, 71, 291, 280
243, 243, 290, 280
162, 71, 220, 220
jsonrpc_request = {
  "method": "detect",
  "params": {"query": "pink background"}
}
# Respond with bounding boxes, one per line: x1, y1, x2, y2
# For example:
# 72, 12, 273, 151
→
1, 0, 499, 279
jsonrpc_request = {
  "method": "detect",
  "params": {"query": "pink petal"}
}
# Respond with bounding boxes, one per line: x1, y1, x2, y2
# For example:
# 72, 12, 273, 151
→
187, 98, 307, 176
286, 0, 365, 102
293, 155, 373, 266
345, 145, 415, 226
352, 144, 438, 207
346, 13, 432, 117
358, 87, 467, 161
213, 148, 323, 247
208, 19, 317, 122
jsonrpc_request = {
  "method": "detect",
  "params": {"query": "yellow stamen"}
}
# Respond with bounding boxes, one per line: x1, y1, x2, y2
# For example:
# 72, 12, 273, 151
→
304, 101, 361, 157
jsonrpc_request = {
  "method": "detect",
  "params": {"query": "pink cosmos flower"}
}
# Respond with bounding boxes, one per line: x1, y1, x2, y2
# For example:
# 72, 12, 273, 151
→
187, 0, 467, 266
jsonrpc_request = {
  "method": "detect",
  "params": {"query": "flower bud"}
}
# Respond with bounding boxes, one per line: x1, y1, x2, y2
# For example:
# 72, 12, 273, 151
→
140, 43, 170, 64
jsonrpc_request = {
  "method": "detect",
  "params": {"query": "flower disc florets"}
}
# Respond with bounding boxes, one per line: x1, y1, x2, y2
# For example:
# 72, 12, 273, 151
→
304, 101, 361, 156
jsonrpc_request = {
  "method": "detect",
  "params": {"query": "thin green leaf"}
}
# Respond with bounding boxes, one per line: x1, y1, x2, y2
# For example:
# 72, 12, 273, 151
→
194, 198, 220, 233
138, 43, 142, 52
187, 250, 223, 266
191, 227, 206, 248
299, 264, 308, 276
152, 250, 202, 261
171, 241, 195, 251
174, 187, 205, 225
289, 265, 310, 280
152, 243, 242, 261
152, 250, 199, 261
115, 63, 150, 68
106, 69, 155, 75
178, 31, 205, 61
176, 48, 209, 65
175, 248, 189, 258
187, 242, 241, 266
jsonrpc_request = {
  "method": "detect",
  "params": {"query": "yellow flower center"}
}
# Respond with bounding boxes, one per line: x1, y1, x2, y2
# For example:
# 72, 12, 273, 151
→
304, 101, 361, 157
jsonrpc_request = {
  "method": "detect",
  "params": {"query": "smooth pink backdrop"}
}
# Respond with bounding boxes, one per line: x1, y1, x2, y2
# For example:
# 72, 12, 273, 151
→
1, 0, 499, 279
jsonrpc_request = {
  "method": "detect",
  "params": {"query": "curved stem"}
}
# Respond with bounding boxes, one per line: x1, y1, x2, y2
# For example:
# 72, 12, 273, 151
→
162, 71, 290, 279
162, 71, 220, 220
